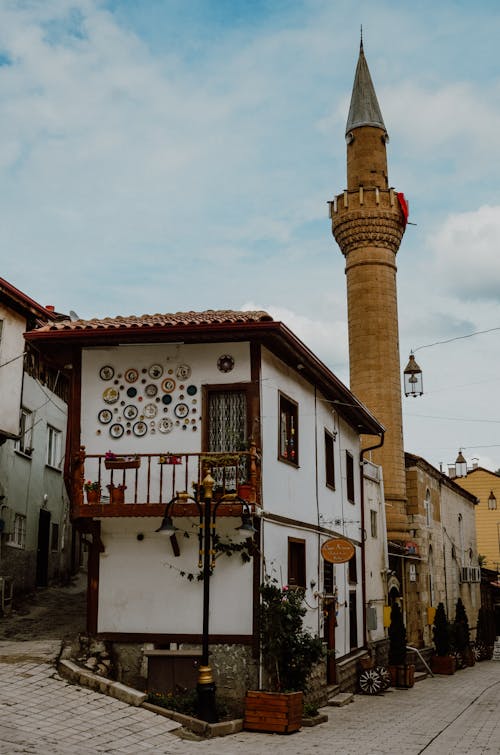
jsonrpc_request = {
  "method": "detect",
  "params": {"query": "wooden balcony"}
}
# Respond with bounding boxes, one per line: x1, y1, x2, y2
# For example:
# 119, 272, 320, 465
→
72, 445, 260, 519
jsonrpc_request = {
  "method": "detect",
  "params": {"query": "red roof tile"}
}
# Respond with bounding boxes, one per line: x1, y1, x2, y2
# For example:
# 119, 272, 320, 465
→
34, 309, 273, 333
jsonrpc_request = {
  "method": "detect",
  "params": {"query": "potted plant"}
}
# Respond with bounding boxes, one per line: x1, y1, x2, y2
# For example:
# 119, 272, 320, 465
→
104, 451, 141, 470
388, 603, 414, 688
84, 480, 101, 504
107, 483, 127, 504
475, 607, 495, 661
431, 602, 456, 674
244, 579, 324, 734
452, 598, 474, 667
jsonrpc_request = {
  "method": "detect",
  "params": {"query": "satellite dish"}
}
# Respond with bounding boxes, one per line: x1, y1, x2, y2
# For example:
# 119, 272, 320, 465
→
69, 310, 80, 322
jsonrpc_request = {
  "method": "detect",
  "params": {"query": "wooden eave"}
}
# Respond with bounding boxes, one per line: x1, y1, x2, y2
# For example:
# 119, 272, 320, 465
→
0, 277, 57, 323
25, 319, 384, 437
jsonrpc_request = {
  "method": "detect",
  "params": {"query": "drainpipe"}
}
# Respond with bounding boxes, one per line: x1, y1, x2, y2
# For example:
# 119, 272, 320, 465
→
360, 432, 385, 649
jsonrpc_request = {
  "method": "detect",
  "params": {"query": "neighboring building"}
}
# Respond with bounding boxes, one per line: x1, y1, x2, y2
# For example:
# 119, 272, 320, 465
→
330, 41, 481, 646
405, 453, 480, 644
25, 309, 384, 703
363, 459, 388, 652
451, 465, 500, 574
0, 278, 72, 595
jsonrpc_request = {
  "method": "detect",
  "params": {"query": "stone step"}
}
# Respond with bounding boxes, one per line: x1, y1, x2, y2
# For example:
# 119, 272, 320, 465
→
414, 671, 428, 683
327, 692, 354, 707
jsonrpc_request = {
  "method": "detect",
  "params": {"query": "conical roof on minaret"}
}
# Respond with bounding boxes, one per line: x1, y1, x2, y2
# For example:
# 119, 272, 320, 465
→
345, 40, 386, 135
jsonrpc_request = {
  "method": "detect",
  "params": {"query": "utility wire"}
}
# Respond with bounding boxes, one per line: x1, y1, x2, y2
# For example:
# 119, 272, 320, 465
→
413, 325, 500, 353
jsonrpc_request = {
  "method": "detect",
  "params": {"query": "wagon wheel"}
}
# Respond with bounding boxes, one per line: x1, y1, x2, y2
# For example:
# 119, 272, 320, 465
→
358, 668, 382, 695
473, 641, 486, 661
374, 666, 392, 690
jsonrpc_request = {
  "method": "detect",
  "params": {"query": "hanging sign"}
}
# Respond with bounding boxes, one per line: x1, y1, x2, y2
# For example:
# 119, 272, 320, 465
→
321, 538, 355, 564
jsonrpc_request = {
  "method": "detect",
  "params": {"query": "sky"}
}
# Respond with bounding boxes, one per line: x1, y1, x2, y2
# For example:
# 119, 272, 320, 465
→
1, 0, 500, 473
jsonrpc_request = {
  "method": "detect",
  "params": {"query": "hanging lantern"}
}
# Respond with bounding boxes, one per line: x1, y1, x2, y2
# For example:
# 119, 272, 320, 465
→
455, 450, 467, 478
403, 353, 423, 397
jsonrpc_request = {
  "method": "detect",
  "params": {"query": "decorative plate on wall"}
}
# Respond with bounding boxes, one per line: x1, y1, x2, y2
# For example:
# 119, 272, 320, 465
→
143, 403, 157, 419
126, 386, 137, 398
103, 387, 120, 404
148, 364, 164, 379
145, 384, 158, 397
217, 354, 234, 373
125, 368, 139, 383
123, 405, 138, 420
158, 417, 173, 433
186, 385, 197, 396
109, 423, 124, 438
133, 421, 148, 437
98, 409, 113, 424
161, 378, 176, 393
99, 365, 115, 381
174, 403, 189, 419
176, 364, 191, 380
162, 394, 172, 405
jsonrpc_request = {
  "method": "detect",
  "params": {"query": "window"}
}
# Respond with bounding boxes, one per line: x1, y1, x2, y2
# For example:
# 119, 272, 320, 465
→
348, 552, 358, 583
288, 537, 306, 588
206, 388, 248, 487
16, 408, 33, 456
424, 489, 432, 526
51, 523, 59, 552
323, 560, 334, 595
279, 394, 298, 465
8, 514, 26, 549
346, 451, 355, 503
349, 591, 358, 650
46, 426, 62, 468
325, 430, 335, 488
370, 509, 378, 538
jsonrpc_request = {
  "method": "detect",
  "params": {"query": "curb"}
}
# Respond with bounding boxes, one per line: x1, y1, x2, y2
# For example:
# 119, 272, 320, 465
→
58, 659, 146, 706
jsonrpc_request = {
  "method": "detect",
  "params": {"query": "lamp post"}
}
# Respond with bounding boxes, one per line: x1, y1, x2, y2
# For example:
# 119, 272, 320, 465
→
156, 468, 254, 723
403, 353, 423, 397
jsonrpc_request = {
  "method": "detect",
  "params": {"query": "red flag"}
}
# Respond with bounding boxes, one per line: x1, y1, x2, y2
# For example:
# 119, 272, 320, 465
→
397, 192, 409, 227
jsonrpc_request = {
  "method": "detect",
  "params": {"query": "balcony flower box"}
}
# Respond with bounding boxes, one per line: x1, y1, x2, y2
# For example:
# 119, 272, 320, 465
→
104, 455, 141, 470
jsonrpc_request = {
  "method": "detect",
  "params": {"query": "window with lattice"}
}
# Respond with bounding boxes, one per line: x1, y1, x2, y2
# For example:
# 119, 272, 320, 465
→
279, 393, 298, 465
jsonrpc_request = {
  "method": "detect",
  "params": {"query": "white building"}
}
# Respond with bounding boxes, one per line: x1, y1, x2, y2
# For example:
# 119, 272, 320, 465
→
0, 278, 72, 595
26, 309, 384, 703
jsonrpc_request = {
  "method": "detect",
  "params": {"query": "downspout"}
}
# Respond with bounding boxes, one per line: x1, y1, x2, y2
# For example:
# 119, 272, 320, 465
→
360, 432, 385, 648
314, 388, 321, 636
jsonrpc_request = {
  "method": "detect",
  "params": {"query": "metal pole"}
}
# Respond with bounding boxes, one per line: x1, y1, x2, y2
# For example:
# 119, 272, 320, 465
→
196, 473, 217, 723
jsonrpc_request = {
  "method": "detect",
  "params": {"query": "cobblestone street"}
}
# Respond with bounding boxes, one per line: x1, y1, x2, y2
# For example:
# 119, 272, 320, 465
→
0, 641, 498, 755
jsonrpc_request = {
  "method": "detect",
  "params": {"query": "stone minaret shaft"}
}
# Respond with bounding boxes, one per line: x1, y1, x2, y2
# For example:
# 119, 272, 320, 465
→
331, 43, 408, 538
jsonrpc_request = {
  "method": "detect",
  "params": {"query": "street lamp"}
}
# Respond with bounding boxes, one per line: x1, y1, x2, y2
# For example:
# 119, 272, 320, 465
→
156, 468, 254, 722
403, 353, 423, 397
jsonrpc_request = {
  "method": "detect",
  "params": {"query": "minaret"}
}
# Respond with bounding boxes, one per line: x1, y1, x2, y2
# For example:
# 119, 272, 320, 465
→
331, 40, 408, 540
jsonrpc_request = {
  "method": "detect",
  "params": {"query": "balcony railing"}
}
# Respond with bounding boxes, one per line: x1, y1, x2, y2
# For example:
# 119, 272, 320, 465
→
73, 445, 259, 519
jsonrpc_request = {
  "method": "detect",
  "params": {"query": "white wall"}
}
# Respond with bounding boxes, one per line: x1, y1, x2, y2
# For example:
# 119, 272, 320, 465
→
363, 461, 388, 643
0, 304, 25, 437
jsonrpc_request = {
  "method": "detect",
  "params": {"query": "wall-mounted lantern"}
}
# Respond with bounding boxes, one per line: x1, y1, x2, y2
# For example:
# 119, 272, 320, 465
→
403, 353, 423, 397
455, 450, 467, 478
488, 491, 497, 510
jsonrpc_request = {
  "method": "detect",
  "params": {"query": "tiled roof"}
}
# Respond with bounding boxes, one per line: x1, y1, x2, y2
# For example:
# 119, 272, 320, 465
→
34, 309, 273, 333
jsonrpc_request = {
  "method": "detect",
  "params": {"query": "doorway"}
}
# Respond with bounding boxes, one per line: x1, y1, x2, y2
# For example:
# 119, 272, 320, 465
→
36, 509, 51, 587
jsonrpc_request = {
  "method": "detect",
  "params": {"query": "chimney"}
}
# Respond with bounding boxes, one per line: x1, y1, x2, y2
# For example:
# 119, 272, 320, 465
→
45, 305, 55, 312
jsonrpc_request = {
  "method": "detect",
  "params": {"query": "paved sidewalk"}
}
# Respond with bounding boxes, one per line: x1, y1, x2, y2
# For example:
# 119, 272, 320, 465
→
0, 650, 498, 754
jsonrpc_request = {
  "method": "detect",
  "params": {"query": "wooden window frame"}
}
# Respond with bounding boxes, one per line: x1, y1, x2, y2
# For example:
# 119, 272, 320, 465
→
46, 425, 62, 469
279, 392, 298, 467
288, 537, 306, 589
325, 429, 335, 489
202, 383, 253, 453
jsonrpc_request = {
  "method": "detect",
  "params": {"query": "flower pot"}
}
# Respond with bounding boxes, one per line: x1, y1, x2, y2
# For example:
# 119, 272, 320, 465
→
237, 483, 253, 501
109, 487, 126, 504
105, 457, 140, 470
431, 655, 456, 675
244, 690, 303, 733
86, 489, 100, 504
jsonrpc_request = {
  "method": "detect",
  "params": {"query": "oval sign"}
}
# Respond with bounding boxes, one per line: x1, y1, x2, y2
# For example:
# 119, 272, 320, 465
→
321, 538, 355, 564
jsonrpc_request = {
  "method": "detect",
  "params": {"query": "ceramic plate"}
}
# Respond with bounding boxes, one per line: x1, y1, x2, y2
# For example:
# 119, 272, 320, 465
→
103, 387, 119, 404
124, 368, 139, 383
99, 365, 115, 381
162, 394, 172, 405
123, 405, 138, 420
176, 364, 191, 380
126, 387, 137, 398
98, 409, 113, 424
161, 377, 176, 393
148, 363, 164, 379
109, 423, 124, 438
133, 421, 148, 437
217, 354, 234, 373
186, 384, 197, 396
143, 403, 157, 419
145, 383, 158, 397
158, 417, 173, 434
174, 402, 189, 419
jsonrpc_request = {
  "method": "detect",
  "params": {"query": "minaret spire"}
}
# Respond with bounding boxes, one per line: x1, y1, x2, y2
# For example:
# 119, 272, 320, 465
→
346, 39, 386, 136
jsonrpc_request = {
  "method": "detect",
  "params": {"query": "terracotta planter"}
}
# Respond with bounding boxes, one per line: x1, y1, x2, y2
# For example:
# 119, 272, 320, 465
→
237, 483, 253, 501
86, 489, 100, 504
244, 690, 303, 733
109, 487, 126, 504
388, 664, 415, 688
431, 655, 456, 675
